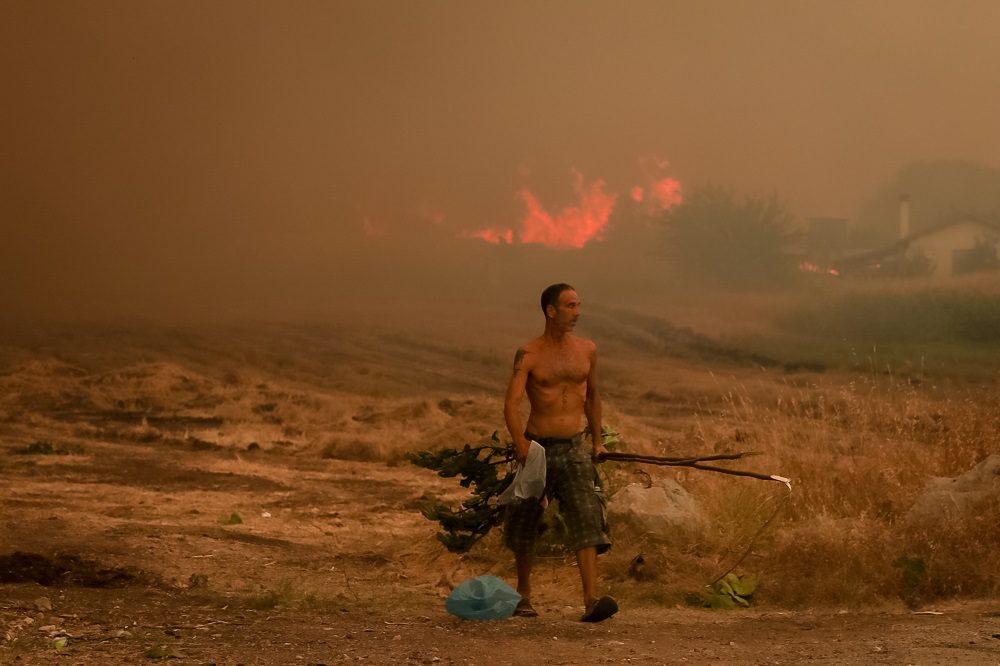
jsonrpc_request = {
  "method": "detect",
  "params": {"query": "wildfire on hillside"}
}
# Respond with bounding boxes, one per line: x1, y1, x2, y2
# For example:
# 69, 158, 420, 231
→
467, 156, 683, 249
360, 156, 683, 249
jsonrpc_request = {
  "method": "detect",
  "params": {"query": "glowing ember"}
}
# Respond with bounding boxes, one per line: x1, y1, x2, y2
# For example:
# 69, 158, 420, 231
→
466, 228, 514, 245
799, 261, 841, 277
630, 185, 645, 203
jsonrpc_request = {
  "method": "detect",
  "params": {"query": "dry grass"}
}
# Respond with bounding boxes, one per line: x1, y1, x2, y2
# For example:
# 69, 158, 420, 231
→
620, 371, 1000, 607
2, 299, 999, 609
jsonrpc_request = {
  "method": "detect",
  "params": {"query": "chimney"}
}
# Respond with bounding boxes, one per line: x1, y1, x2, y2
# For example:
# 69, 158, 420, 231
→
899, 195, 911, 240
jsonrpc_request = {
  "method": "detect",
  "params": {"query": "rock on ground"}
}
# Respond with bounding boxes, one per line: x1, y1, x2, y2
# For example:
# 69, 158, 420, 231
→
607, 479, 704, 544
906, 454, 1000, 524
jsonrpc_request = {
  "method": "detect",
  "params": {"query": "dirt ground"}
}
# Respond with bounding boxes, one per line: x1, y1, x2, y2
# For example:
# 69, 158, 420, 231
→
3, 429, 1000, 665
2, 321, 999, 665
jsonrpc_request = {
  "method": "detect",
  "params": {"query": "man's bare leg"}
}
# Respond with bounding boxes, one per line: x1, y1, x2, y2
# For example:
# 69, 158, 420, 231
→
577, 546, 618, 622
513, 552, 538, 616
515, 551, 533, 599
576, 546, 598, 605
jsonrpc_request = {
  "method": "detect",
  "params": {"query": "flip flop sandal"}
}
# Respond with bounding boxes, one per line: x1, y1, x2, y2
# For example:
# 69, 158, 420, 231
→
581, 596, 618, 622
513, 599, 538, 617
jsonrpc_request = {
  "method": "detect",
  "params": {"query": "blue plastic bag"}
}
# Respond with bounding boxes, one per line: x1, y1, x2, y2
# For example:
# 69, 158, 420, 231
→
445, 575, 521, 620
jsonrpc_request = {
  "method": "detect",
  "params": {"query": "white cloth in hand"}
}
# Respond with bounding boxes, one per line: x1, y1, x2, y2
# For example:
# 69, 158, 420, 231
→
497, 441, 546, 505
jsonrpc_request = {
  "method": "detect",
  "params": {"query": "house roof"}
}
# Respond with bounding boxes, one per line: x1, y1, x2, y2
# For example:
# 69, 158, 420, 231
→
835, 216, 1000, 268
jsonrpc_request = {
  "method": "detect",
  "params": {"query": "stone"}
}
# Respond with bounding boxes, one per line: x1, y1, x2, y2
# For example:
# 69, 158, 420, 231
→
906, 454, 1000, 524
33, 597, 52, 612
606, 479, 704, 544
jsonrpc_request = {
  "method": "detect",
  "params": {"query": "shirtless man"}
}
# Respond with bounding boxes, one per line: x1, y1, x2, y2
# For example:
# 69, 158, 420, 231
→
503, 283, 618, 622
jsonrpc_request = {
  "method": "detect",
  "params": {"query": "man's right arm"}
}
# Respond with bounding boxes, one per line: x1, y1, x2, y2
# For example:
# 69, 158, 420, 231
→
504, 347, 532, 463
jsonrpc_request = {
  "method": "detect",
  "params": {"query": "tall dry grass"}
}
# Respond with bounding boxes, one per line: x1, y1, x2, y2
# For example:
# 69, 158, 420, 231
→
620, 370, 1000, 607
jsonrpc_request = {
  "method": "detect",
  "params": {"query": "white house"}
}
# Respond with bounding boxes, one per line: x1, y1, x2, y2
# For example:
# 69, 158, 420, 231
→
906, 218, 1000, 276
834, 202, 1000, 279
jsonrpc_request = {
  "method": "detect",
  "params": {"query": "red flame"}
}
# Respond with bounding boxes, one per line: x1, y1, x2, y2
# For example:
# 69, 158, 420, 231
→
631, 176, 683, 214
462, 158, 681, 248
466, 228, 514, 245
650, 178, 683, 210
634, 155, 683, 213
518, 171, 616, 249
466, 171, 616, 249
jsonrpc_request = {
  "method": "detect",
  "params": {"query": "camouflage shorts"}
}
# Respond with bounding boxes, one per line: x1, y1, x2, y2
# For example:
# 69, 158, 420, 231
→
503, 433, 611, 555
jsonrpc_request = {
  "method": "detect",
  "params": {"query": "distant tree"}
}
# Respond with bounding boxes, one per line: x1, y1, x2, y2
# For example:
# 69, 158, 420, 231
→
659, 185, 800, 287
855, 160, 1000, 247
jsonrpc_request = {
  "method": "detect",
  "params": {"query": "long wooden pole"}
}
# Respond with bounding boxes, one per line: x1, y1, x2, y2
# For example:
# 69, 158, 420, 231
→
597, 451, 791, 488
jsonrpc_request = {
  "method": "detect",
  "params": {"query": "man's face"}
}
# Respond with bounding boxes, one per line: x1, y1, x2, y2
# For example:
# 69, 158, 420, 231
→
549, 289, 581, 331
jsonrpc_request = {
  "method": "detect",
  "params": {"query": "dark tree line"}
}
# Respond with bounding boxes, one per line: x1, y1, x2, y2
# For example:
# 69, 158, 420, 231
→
657, 185, 801, 288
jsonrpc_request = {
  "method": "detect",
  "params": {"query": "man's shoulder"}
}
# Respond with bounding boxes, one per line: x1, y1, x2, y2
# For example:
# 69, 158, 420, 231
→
570, 334, 597, 352
518, 337, 546, 352
512, 338, 543, 369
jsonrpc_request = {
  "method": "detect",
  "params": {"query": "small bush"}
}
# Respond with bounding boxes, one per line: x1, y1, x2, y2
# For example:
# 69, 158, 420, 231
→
321, 437, 385, 462
14, 441, 85, 455
142, 645, 174, 660
245, 580, 295, 610
245, 590, 281, 610
188, 573, 209, 588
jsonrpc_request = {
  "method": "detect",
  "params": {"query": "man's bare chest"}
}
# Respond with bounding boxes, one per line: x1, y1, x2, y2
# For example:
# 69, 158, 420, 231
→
529, 350, 590, 387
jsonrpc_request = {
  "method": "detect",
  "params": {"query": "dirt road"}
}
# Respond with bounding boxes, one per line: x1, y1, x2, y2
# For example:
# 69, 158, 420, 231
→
3, 436, 999, 665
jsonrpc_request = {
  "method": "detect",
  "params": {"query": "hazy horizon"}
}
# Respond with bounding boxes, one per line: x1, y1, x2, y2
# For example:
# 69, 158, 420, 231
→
4, 1, 1000, 320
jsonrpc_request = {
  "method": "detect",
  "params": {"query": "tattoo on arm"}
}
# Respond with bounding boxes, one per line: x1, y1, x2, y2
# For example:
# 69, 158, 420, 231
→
513, 348, 528, 372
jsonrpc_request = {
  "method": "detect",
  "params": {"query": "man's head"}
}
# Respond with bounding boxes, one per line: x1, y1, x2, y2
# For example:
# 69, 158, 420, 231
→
540, 283, 580, 330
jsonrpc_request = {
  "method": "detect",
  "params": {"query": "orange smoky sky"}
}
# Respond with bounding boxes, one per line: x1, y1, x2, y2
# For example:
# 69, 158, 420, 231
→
2, 1, 1000, 318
